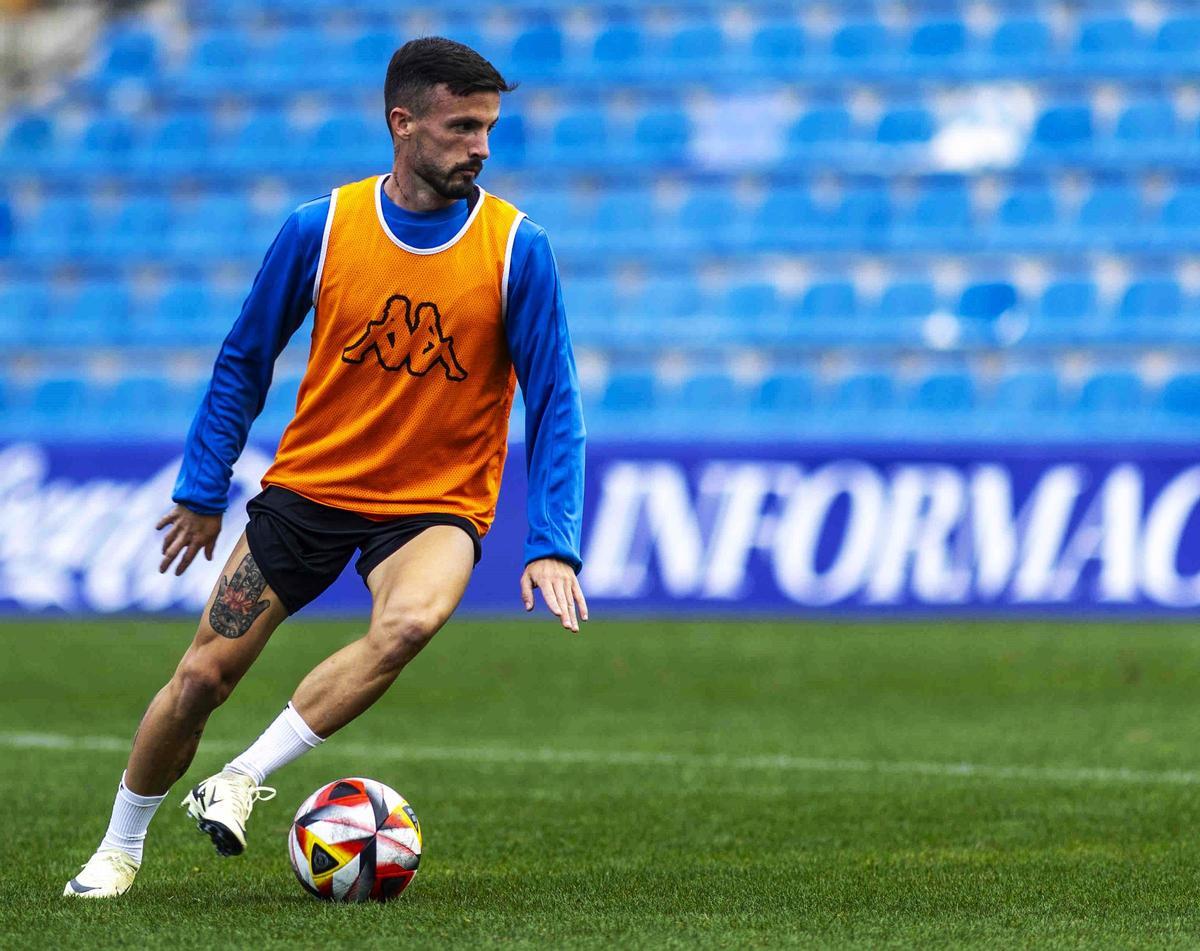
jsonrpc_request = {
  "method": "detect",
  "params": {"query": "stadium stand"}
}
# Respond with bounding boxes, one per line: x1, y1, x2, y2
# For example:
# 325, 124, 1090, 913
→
1, 1, 1198, 442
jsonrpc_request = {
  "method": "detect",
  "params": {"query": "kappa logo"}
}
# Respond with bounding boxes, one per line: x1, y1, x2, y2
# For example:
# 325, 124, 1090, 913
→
342, 294, 468, 381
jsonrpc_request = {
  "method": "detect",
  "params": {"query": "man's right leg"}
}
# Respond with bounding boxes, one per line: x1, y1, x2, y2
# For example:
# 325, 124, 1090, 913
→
65, 535, 286, 897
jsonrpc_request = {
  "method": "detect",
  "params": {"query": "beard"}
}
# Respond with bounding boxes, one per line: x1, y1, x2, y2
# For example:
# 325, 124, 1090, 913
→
413, 155, 482, 200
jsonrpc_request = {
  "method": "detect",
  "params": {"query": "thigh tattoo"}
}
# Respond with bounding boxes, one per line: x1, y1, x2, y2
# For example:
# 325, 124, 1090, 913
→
209, 553, 271, 639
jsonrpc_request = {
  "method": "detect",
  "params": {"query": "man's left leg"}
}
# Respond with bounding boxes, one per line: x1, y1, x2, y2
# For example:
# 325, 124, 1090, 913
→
220, 525, 475, 787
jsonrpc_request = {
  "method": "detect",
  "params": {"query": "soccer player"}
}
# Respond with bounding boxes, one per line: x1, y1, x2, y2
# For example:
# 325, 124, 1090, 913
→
64, 37, 586, 898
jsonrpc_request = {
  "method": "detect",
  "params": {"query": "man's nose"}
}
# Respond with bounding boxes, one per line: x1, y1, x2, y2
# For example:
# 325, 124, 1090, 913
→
470, 131, 490, 160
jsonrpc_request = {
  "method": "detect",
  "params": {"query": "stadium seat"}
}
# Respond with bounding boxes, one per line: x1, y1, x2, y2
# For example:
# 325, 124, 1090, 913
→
1078, 370, 1144, 414
600, 369, 658, 414
1117, 278, 1183, 336
592, 22, 643, 68
876, 107, 935, 145
550, 108, 609, 163
1160, 372, 1200, 418
911, 370, 975, 412
994, 185, 1058, 246
1156, 17, 1200, 56
908, 20, 967, 60
795, 281, 858, 327
509, 23, 564, 75
632, 108, 691, 162
994, 370, 1061, 413
751, 22, 806, 64
1076, 16, 1143, 62
666, 24, 725, 65
1031, 279, 1096, 341
990, 18, 1053, 61
754, 371, 815, 414
98, 26, 159, 82
832, 21, 892, 63
957, 282, 1018, 322
1032, 105, 1093, 152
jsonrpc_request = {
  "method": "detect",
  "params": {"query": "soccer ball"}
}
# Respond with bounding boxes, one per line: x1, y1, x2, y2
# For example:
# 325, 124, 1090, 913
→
288, 777, 422, 902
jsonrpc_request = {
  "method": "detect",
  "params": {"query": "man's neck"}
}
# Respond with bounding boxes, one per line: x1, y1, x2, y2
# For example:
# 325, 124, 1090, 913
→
384, 163, 456, 213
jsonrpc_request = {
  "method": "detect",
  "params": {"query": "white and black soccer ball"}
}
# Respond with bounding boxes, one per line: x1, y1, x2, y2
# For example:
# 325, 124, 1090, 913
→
288, 777, 422, 902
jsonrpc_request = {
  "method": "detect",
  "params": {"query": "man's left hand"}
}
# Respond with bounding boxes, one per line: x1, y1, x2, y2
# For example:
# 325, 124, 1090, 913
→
520, 558, 589, 633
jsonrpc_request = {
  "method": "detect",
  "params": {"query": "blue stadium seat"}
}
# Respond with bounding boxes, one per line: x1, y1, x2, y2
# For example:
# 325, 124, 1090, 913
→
348, 29, 398, 76
550, 108, 609, 163
600, 369, 658, 414
1031, 279, 1096, 341
1156, 17, 1200, 56
509, 23, 564, 75
787, 106, 856, 157
79, 116, 136, 172
1076, 16, 1143, 62
99, 195, 171, 257
676, 371, 747, 416
795, 281, 858, 328
675, 185, 742, 251
1078, 370, 1144, 414
876, 107, 935, 145
831, 371, 896, 413
1160, 372, 1200, 419
908, 20, 967, 60
994, 370, 1061, 413
310, 115, 375, 161
879, 281, 938, 323
751, 22, 806, 63
592, 22, 643, 69
594, 188, 655, 242
231, 114, 297, 169
98, 27, 159, 82
957, 282, 1018, 322
145, 114, 213, 173
667, 24, 725, 64
171, 196, 252, 257
899, 182, 971, 244
1118, 278, 1183, 335
30, 376, 96, 430
753, 187, 819, 246
186, 29, 251, 86
137, 279, 222, 345
1161, 185, 1200, 236
632, 108, 691, 162
832, 22, 892, 63
5, 112, 53, 153
0, 283, 50, 344
1115, 101, 1177, 143
1032, 104, 1093, 152
1077, 184, 1142, 245
994, 185, 1058, 244
912, 371, 975, 412
828, 185, 891, 243
990, 18, 1053, 61
754, 371, 815, 414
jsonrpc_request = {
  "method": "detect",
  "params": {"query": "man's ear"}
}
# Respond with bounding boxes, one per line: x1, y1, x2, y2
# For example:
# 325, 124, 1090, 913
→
389, 105, 414, 141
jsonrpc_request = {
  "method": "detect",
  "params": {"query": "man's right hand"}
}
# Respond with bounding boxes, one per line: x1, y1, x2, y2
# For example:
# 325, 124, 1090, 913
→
156, 504, 223, 576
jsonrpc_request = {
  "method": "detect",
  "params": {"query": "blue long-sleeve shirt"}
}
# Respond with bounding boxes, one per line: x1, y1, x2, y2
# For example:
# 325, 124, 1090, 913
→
173, 185, 586, 571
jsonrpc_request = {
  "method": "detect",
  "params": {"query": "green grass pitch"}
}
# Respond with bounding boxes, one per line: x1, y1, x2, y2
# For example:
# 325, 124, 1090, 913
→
3, 617, 1200, 948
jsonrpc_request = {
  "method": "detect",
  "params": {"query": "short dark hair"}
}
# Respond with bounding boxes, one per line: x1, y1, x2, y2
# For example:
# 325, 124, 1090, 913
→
384, 37, 516, 121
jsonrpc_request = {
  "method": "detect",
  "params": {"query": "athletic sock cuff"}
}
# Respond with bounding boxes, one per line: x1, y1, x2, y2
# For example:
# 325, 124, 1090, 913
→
118, 772, 168, 807
283, 702, 325, 747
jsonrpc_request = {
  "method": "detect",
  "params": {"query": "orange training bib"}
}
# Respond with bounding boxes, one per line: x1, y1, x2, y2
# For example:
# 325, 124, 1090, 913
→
262, 174, 525, 536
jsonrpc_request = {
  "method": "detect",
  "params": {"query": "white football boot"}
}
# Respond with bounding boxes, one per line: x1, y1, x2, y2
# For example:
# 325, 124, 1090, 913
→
63, 848, 140, 898
182, 771, 276, 857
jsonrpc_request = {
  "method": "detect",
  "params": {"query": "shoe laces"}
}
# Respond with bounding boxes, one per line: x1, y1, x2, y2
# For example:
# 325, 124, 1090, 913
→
82, 848, 138, 876
225, 774, 276, 818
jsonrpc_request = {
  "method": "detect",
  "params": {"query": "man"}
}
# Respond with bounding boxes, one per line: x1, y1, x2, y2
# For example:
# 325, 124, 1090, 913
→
64, 37, 586, 898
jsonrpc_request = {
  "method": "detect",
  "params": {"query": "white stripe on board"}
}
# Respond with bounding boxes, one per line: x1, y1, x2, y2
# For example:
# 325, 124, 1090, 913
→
2, 730, 1197, 787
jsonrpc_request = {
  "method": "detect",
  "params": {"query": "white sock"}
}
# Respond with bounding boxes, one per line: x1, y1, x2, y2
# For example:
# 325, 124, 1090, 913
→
225, 702, 324, 785
98, 772, 166, 863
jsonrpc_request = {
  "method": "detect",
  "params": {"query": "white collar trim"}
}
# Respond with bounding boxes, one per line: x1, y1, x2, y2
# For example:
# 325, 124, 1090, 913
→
374, 174, 485, 255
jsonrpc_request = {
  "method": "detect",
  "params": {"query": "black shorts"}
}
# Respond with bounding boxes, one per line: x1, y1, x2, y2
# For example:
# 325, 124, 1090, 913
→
244, 486, 481, 615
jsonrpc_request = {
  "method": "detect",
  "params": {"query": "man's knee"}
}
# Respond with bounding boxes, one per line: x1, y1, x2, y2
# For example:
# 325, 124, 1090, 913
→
367, 603, 446, 672
172, 655, 237, 715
